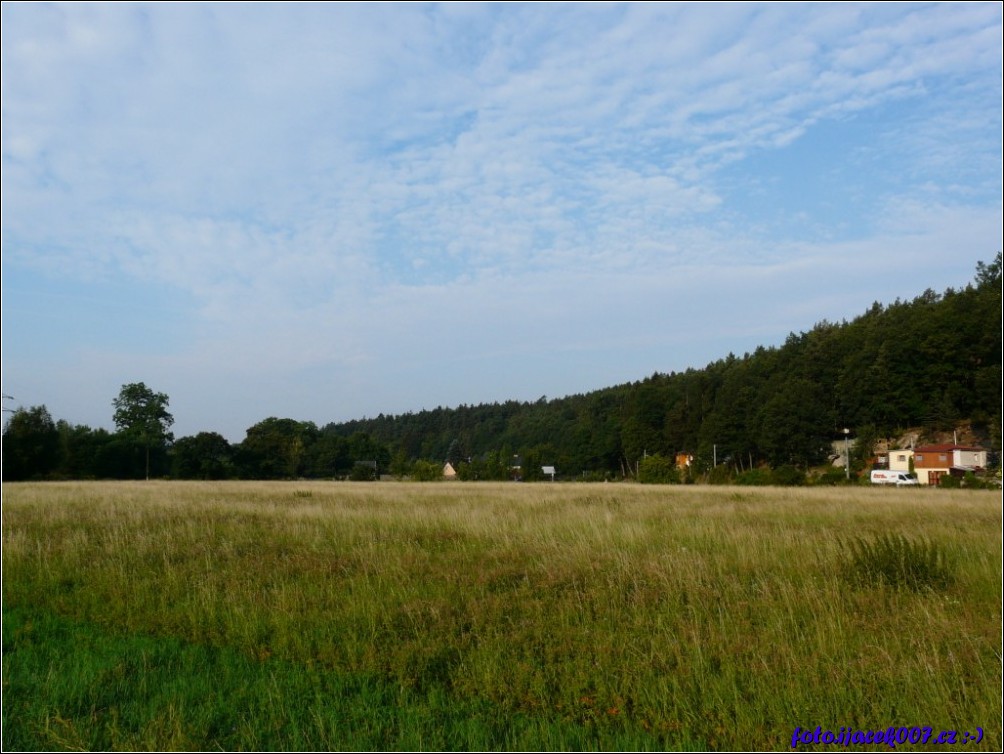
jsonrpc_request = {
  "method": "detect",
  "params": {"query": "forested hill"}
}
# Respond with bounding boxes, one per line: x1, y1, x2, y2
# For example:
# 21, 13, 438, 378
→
326, 255, 1002, 475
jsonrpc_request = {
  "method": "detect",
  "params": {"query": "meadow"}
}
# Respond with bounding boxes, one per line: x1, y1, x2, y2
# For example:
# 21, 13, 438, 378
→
2, 481, 1001, 751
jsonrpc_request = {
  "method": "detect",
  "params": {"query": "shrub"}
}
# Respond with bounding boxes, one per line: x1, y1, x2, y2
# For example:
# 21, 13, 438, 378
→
815, 468, 849, 486
348, 463, 377, 481
960, 472, 996, 490
410, 460, 443, 481
736, 468, 773, 486
842, 534, 954, 591
771, 465, 806, 486
637, 454, 680, 484
705, 465, 735, 485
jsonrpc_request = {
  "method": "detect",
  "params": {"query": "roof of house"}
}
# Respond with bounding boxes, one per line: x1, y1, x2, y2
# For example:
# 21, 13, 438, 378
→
914, 444, 985, 452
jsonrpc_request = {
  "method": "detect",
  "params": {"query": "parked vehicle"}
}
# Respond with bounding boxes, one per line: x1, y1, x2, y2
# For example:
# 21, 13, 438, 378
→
870, 470, 919, 486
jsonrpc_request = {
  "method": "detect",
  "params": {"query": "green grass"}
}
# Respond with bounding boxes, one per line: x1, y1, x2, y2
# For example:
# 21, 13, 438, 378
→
3, 481, 1001, 750
3, 606, 663, 751
842, 533, 955, 591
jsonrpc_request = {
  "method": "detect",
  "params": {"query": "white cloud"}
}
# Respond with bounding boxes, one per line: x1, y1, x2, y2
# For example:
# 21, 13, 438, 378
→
2, 2, 1000, 438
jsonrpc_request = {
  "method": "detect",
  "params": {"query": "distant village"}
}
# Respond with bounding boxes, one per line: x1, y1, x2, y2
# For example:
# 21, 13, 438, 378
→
440, 431, 993, 487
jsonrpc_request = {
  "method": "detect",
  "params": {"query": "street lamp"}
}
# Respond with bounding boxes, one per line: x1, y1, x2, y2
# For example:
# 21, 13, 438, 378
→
844, 428, 851, 481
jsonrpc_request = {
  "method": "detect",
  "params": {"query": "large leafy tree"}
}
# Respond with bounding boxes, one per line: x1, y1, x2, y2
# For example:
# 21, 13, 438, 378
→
171, 432, 233, 479
306, 431, 353, 478
236, 418, 318, 479
112, 382, 174, 480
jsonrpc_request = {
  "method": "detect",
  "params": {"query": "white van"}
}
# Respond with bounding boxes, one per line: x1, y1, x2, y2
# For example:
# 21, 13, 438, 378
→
870, 470, 920, 486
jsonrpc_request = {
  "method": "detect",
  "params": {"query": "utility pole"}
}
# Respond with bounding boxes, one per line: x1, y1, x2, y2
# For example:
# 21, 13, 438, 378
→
844, 428, 851, 481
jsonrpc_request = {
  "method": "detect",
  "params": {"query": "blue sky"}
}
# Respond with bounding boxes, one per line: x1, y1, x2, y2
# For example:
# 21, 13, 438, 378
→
2, 2, 1001, 442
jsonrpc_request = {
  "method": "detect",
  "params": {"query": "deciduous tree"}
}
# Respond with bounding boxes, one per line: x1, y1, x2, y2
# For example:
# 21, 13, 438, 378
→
112, 383, 174, 480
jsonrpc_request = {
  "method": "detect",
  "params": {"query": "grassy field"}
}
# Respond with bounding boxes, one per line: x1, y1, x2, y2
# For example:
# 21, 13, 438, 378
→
2, 481, 1001, 751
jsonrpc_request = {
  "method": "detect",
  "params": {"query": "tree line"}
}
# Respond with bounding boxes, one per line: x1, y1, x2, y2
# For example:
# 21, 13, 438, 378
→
3, 254, 1000, 483
2, 391, 391, 482
323, 253, 1002, 479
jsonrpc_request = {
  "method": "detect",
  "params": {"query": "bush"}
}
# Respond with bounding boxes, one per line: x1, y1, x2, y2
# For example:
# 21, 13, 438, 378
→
637, 454, 680, 484
771, 465, 806, 486
736, 468, 773, 486
410, 460, 443, 482
960, 472, 996, 490
842, 534, 953, 591
706, 464, 736, 485
349, 463, 377, 481
815, 468, 850, 486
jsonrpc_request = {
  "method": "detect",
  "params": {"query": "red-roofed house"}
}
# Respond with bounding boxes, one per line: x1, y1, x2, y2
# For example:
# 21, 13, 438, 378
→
912, 444, 988, 486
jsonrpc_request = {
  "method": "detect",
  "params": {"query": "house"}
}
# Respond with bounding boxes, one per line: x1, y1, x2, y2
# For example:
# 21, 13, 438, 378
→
888, 449, 914, 473
912, 444, 988, 486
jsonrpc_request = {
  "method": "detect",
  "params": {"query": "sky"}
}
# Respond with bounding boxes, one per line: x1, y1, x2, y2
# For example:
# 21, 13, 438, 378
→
2, 2, 1002, 443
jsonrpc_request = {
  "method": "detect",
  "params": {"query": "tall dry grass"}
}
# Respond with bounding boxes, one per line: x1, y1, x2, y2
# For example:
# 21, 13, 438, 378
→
3, 481, 1001, 750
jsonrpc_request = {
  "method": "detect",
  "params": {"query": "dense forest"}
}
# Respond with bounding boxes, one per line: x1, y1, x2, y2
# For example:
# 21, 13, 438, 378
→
3, 254, 1000, 483
324, 254, 1001, 479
